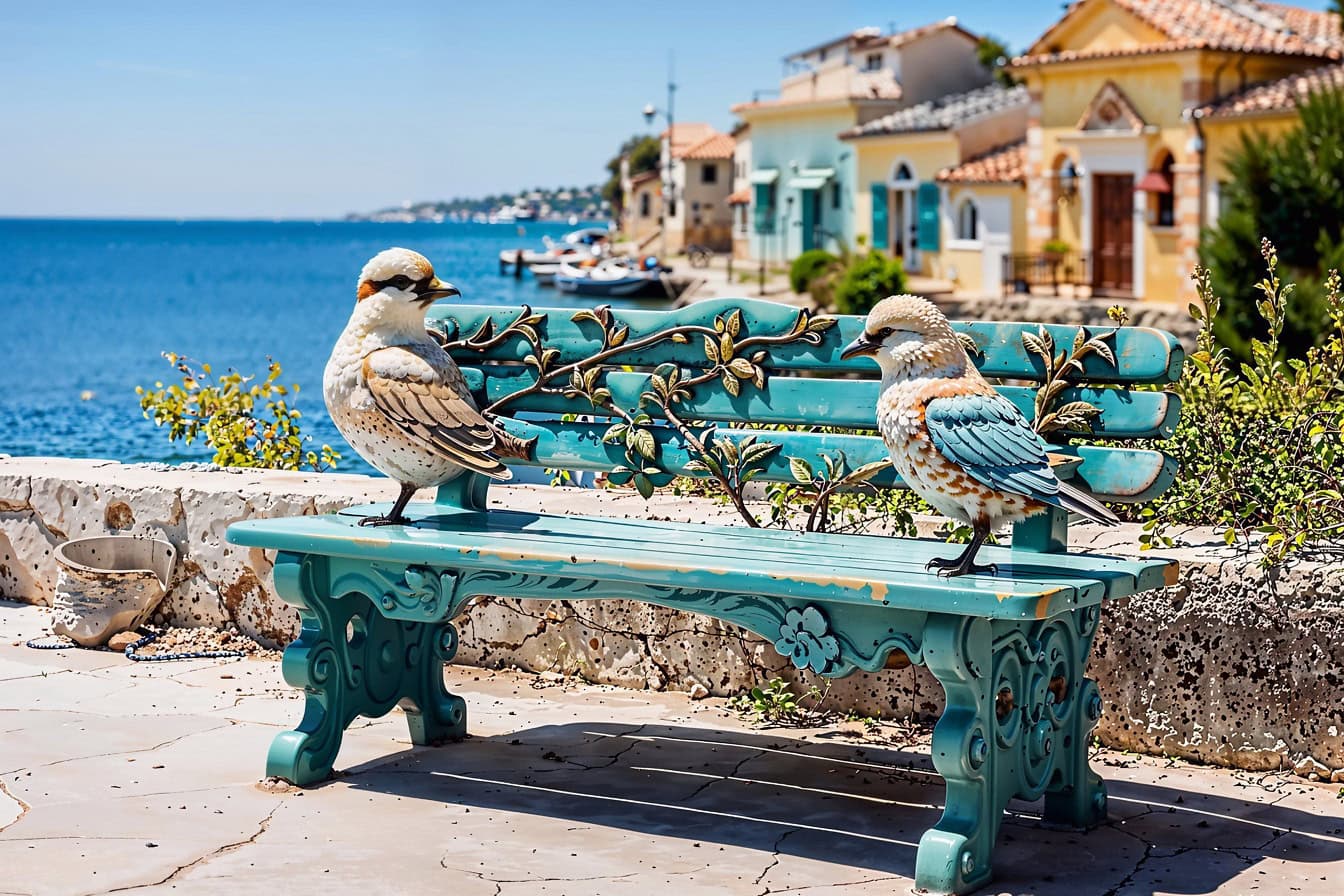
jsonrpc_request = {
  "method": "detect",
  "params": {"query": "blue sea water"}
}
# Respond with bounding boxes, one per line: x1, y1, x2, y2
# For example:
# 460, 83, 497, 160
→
0, 218, 610, 475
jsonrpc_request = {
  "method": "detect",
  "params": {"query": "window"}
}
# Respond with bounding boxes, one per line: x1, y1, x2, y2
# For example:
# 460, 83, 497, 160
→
891, 162, 914, 185
956, 199, 979, 241
701, 163, 717, 184
819, 48, 828, 62
865, 52, 882, 71
639, 192, 650, 218
1156, 153, 1175, 227
831, 181, 841, 209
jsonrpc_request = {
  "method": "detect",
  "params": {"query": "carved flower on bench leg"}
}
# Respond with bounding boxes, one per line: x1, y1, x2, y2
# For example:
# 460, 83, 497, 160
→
775, 606, 841, 675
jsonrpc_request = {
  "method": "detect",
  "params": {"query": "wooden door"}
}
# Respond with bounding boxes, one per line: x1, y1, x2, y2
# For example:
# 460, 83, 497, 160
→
1092, 174, 1133, 294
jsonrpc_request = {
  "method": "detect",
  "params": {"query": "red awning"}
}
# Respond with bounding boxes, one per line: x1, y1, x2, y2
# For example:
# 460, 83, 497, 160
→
1135, 170, 1172, 193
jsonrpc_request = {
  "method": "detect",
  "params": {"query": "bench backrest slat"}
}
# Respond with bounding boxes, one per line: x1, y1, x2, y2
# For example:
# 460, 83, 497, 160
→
435, 298, 1184, 384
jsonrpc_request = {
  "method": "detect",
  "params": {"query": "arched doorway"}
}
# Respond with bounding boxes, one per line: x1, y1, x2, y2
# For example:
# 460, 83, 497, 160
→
887, 162, 920, 272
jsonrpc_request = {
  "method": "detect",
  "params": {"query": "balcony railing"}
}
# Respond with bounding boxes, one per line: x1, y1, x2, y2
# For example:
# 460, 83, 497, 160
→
1002, 251, 1092, 296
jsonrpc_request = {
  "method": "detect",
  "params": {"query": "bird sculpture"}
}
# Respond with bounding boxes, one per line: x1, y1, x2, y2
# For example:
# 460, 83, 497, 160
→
324, 248, 520, 526
841, 295, 1118, 577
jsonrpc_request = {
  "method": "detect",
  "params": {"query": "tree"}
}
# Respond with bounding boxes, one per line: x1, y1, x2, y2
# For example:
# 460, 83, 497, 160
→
976, 36, 1017, 87
601, 134, 661, 214
1202, 89, 1344, 361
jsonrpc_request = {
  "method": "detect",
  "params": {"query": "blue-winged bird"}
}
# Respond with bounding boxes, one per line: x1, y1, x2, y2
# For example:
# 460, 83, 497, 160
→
841, 295, 1118, 576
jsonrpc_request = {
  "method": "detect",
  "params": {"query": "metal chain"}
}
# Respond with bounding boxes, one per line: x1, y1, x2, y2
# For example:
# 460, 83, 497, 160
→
25, 627, 247, 662
124, 627, 247, 663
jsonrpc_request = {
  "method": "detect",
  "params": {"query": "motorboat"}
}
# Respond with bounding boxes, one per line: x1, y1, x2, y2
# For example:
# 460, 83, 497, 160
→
498, 227, 612, 268
554, 257, 669, 298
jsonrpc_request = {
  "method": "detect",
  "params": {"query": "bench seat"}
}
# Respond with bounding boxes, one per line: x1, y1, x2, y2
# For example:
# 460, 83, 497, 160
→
230, 502, 1176, 623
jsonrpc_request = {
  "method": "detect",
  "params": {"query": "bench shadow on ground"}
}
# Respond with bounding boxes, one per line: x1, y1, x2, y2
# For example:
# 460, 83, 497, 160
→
339, 721, 1344, 894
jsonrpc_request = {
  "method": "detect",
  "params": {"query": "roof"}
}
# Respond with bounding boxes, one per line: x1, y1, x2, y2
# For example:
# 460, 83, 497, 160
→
1195, 61, 1344, 117
841, 84, 1029, 139
1015, 0, 1342, 66
936, 142, 1027, 184
783, 19, 977, 64
677, 132, 736, 160
727, 187, 752, 205
661, 123, 718, 154
628, 170, 659, 187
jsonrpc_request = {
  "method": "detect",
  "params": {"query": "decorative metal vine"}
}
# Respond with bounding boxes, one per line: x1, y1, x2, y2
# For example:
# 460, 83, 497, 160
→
436, 304, 836, 528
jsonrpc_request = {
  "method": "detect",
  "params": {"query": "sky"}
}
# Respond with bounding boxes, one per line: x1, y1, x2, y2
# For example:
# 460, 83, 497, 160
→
1, 0, 1335, 219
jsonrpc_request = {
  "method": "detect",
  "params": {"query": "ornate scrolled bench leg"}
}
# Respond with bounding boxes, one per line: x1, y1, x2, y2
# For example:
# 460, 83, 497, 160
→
265, 553, 466, 786
916, 614, 1000, 895
1040, 605, 1107, 828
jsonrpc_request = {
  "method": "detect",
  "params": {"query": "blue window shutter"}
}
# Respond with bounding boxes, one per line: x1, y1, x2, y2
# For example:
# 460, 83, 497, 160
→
753, 184, 775, 234
870, 184, 888, 249
917, 181, 940, 252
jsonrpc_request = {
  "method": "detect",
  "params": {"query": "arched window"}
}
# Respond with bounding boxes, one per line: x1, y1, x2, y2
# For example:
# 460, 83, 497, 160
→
890, 162, 915, 186
956, 199, 979, 240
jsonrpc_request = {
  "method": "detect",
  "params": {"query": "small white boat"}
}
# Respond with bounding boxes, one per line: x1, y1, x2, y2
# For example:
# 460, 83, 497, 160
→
529, 262, 563, 286
498, 227, 612, 268
554, 258, 664, 297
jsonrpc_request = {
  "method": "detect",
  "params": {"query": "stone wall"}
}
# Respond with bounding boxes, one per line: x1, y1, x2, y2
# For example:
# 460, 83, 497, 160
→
1, 456, 1340, 774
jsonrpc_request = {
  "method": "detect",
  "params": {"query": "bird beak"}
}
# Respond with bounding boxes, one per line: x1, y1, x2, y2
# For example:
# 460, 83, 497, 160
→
840, 333, 879, 360
415, 277, 461, 306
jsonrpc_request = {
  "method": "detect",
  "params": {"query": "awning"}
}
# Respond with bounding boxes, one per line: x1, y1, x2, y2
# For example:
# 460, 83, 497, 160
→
749, 168, 779, 185
787, 167, 835, 190
1135, 170, 1172, 193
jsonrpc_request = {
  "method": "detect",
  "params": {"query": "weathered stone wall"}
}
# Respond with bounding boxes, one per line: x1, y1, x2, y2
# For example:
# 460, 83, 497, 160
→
1, 457, 1340, 774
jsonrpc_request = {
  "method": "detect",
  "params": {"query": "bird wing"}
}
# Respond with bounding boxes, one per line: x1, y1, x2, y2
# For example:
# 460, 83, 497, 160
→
924, 392, 1060, 502
362, 347, 512, 481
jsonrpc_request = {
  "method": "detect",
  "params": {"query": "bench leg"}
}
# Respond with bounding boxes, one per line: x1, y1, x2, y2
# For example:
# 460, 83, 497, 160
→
916, 615, 1002, 895
266, 554, 466, 786
917, 608, 1107, 894
1042, 606, 1107, 828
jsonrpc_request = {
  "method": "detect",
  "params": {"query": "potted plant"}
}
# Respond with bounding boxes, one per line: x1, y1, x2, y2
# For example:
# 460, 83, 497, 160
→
1042, 239, 1071, 263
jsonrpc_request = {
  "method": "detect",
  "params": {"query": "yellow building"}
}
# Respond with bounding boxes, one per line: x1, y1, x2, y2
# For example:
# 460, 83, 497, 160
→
1013, 0, 1342, 302
842, 84, 1029, 293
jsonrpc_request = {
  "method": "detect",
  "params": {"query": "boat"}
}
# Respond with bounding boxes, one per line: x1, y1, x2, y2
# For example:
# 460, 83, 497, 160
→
528, 262, 564, 286
498, 227, 612, 268
554, 257, 669, 298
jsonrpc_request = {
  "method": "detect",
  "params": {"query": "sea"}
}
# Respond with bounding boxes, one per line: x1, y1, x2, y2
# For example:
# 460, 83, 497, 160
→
0, 218, 623, 476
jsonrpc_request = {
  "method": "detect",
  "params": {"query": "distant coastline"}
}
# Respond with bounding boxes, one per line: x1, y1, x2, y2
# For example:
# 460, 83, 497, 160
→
347, 183, 610, 225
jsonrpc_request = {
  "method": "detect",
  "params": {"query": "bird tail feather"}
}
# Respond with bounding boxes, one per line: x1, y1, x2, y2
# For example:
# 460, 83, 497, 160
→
1051, 481, 1120, 526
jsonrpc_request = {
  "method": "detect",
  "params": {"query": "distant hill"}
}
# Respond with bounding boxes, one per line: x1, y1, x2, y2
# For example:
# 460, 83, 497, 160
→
348, 185, 610, 223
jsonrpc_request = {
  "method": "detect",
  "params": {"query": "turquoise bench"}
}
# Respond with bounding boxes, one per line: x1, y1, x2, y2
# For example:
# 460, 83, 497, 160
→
226, 298, 1181, 895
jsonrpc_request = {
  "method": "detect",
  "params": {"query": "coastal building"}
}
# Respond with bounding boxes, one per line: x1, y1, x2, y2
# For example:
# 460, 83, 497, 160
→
663, 127, 737, 253
733, 19, 991, 264
841, 84, 1029, 293
728, 122, 752, 260
621, 169, 662, 249
1010, 0, 1342, 302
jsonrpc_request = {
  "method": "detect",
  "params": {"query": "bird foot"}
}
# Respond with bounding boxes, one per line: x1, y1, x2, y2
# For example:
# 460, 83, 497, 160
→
925, 556, 998, 578
357, 514, 412, 528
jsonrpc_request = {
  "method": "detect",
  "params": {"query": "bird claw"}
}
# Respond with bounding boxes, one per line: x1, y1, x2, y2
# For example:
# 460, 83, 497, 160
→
357, 515, 411, 528
933, 561, 998, 578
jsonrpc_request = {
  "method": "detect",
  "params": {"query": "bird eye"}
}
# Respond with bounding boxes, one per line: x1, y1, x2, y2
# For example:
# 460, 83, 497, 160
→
391, 275, 412, 289
874, 327, 894, 340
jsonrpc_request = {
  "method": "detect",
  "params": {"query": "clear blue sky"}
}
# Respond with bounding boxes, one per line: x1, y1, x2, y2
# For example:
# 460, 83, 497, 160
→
1, 0, 1334, 219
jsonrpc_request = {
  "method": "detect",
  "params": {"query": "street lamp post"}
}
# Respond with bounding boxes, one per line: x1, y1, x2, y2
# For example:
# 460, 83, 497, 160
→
642, 57, 676, 260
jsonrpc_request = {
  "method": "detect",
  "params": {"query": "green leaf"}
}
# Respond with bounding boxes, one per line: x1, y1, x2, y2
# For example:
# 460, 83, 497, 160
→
631, 428, 657, 461
788, 457, 814, 483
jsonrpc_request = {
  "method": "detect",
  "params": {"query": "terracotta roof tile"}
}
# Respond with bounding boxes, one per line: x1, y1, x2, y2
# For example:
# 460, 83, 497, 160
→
841, 84, 1028, 139
1196, 61, 1344, 117
936, 142, 1027, 184
727, 187, 752, 205
677, 132, 736, 160
1015, 0, 1341, 66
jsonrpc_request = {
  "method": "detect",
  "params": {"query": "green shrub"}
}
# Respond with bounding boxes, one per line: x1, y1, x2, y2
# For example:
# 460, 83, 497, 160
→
137, 354, 339, 472
789, 249, 839, 293
1142, 241, 1344, 566
833, 251, 907, 316
1202, 88, 1344, 363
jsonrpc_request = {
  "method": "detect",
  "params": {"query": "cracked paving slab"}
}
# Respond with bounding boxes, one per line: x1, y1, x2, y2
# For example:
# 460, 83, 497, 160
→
2, 601, 1343, 895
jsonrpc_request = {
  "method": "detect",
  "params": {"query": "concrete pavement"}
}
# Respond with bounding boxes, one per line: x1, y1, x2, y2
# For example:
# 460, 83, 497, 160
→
2, 600, 1341, 896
